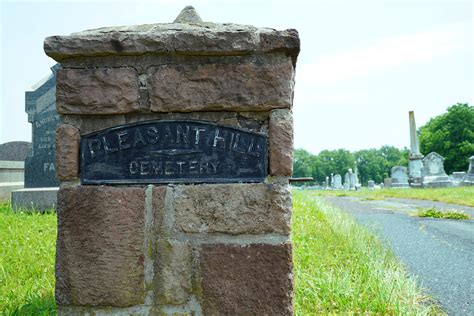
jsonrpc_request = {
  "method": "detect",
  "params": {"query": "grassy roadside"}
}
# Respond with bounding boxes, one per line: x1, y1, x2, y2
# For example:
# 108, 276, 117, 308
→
292, 190, 443, 314
1, 192, 443, 315
313, 186, 474, 207
0, 202, 57, 315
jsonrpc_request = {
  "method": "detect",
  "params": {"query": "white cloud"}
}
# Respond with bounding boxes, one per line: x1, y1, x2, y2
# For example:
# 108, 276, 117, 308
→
298, 22, 469, 85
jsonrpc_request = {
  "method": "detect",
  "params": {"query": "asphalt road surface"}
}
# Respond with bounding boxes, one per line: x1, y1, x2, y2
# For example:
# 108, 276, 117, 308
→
324, 196, 474, 315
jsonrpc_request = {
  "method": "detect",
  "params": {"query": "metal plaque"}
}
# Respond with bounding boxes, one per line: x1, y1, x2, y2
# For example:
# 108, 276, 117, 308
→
80, 120, 267, 184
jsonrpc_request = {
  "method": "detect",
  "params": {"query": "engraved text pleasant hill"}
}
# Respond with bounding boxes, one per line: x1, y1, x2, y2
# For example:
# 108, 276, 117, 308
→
81, 121, 267, 183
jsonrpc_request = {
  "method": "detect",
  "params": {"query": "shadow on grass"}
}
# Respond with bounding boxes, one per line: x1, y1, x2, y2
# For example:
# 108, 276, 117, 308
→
6, 293, 56, 316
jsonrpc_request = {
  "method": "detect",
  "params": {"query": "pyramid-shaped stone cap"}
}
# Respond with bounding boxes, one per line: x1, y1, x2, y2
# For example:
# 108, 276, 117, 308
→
44, 6, 299, 62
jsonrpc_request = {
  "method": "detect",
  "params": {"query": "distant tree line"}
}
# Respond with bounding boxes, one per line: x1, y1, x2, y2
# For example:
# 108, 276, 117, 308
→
293, 103, 473, 185
293, 146, 408, 185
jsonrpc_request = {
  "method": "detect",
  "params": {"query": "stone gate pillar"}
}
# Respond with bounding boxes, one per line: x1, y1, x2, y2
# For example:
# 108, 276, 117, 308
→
45, 6, 299, 315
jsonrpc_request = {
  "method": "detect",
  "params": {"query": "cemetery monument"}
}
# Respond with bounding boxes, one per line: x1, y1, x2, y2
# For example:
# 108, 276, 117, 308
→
0, 141, 30, 199
390, 166, 409, 188
450, 172, 466, 186
344, 170, 351, 190
408, 111, 423, 187
422, 152, 452, 188
45, 6, 299, 315
333, 174, 343, 189
462, 156, 474, 186
11, 65, 60, 210
367, 180, 375, 190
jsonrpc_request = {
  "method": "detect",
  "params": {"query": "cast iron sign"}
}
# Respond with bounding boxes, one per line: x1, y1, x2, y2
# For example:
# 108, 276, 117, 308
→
80, 120, 267, 184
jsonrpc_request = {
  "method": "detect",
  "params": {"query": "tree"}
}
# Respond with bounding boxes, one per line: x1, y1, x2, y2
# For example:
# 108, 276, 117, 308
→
354, 146, 408, 185
419, 103, 474, 173
293, 149, 314, 178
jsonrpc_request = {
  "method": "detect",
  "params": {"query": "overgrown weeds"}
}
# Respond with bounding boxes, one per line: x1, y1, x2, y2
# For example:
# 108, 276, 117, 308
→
292, 191, 443, 315
416, 207, 471, 220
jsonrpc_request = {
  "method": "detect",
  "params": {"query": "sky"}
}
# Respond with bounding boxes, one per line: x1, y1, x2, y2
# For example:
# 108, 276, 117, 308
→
0, 0, 472, 154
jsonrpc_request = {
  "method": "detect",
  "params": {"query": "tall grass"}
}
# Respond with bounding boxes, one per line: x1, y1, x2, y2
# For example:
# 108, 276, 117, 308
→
0, 202, 57, 315
1, 193, 443, 315
314, 186, 474, 207
292, 190, 442, 314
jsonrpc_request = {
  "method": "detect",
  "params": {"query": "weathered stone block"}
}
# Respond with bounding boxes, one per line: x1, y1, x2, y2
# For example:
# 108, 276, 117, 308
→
153, 186, 167, 234
269, 109, 293, 176
56, 186, 145, 306
56, 68, 139, 114
200, 243, 293, 315
148, 56, 294, 112
259, 29, 300, 64
56, 124, 80, 180
78, 115, 126, 135
173, 183, 291, 235
44, 23, 300, 62
154, 240, 192, 305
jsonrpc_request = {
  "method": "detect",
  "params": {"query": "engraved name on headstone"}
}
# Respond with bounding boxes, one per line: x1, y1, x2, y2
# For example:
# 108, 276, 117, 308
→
24, 64, 60, 188
81, 120, 267, 184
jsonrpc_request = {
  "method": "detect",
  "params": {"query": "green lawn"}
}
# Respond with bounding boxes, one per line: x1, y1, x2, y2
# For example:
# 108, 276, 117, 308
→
0, 203, 57, 315
313, 186, 474, 207
1, 192, 443, 314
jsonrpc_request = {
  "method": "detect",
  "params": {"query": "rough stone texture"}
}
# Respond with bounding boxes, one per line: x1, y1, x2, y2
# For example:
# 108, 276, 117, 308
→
153, 186, 167, 234
56, 68, 139, 114
201, 243, 293, 315
44, 21, 300, 62
269, 109, 293, 176
174, 5, 202, 24
148, 56, 294, 112
259, 29, 300, 65
78, 115, 127, 135
56, 124, 80, 180
154, 240, 192, 305
125, 111, 269, 134
173, 183, 291, 235
56, 186, 145, 306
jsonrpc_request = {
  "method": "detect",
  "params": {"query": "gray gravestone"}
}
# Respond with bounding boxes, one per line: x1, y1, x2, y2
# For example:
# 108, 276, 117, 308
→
0, 141, 31, 161
422, 152, 452, 188
344, 171, 350, 190
390, 166, 409, 188
368, 180, 375, 189
24, 64, 60, 188
333, 174, 343, 189
0, 141, 30, 199
350, 173, 357, 190
11, 65, 60, 210
462, 156, 474, 186
353, 164, 361, 189
344, 169, 356, 190
450, 172, 466, 187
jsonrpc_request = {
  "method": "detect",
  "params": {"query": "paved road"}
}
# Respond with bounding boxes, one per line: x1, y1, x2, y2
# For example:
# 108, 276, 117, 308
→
324, 196, 474, 315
